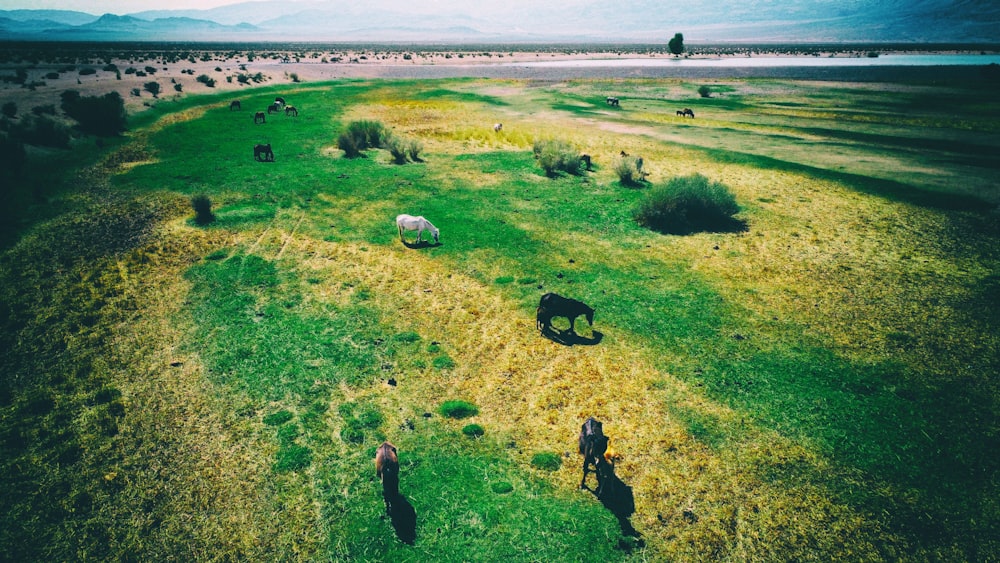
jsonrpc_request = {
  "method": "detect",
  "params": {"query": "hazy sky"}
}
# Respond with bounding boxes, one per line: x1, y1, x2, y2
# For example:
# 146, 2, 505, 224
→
0, 0, 240, 11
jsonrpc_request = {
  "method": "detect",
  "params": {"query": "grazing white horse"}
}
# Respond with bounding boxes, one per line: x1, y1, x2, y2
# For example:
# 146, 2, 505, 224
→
493, 123, 503, 132
396, 214, 439, 244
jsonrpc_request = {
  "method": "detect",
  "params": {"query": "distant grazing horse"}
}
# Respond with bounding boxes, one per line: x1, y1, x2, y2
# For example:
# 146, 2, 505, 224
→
375, 441, 400, 515
284, 105, 298, 116
254, 111, 266, 124
274, 96, 286, 106
396, 214, 439, 245
253, 143, 274, 162
267, 102, 282, 114
678, 108, 695, 118
229, 100, 241, 110
580, 154, 592, 171
536, 292, 594, 334
578, 417, 609, 491
493, 123, 503, 132
606, 96, 619, 106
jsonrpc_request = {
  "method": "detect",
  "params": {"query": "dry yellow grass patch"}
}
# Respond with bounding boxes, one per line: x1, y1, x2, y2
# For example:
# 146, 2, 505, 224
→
253, 226, 886, 560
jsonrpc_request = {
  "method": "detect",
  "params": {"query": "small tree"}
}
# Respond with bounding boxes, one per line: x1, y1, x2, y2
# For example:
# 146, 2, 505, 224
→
668, 33, 685, 56
143, 81, 161, 98
698, 85, 712, 98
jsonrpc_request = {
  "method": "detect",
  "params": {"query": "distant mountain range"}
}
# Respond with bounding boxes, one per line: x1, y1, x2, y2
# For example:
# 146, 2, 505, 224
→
1, 0, 998, 43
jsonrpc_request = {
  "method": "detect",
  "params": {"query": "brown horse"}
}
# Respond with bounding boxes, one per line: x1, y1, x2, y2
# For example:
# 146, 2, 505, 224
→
285, 105, 298, 117
375, 441, 400, 514
267, 102, 282, 114
578, 417, 609, 491
254, 111, 266, 124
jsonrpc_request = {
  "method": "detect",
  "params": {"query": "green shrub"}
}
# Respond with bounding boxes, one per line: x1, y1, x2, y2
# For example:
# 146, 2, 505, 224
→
10, 114, 71, 148
698, 85, 712, 97
276, 424, 300, 443
78, 67, 97, 76
530, 452, 562, 471
533, 139, 583, 176
263, 410, 294, 426
613, 155, 643, 186
338, 120, 387, 158
462, 423, 485, 437
385, 134, 410, 164
143, 81, 160, 97
491, 481, 514, 494
394, 331, 421, 343
433, 355, 456, 370
632, 173, 742, 234
439, 400, 479, 419
340, 422, 365, 444
191, 194, 214, 225
355, 406, 384, 429
1, 102, 15, 118
0, 133, 26, 177
274, 444, 312, 472
196, 74, 216, 87
60, 90, 127, 136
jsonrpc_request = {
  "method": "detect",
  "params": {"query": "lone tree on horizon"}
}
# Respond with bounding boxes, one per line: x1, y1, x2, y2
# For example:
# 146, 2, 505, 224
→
669, 33, 685, 56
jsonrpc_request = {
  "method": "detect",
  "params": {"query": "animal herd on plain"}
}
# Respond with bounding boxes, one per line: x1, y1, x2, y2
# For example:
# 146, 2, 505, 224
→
230, 96, 300, 161
226, 90, 705, 533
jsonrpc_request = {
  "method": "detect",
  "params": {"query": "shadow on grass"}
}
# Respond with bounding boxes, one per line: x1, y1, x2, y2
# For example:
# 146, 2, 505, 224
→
541, 327, 604, 347
387, 493, 417, 545
401, 240, 442, 250
587, 464, 644, 551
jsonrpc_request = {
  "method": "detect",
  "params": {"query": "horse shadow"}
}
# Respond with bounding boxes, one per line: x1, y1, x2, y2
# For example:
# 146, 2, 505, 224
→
402, 240, 441, 250
587, 466, 644, 550
541, 327, 603, 347
387, 493, 417, 545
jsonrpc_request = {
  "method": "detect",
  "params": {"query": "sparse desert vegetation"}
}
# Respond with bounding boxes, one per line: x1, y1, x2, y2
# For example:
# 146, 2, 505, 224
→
1, 43, 999, 562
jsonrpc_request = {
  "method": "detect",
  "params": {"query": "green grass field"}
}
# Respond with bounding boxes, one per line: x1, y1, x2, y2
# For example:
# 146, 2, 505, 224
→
2, 75, 998, 561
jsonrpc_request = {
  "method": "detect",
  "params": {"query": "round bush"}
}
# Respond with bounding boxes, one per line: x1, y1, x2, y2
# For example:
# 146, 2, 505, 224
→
491, 481, 514, 494
530, 452, 562, 472
439, 400, 479, 419
462, 423, 485, 437
632, 173, 742, 234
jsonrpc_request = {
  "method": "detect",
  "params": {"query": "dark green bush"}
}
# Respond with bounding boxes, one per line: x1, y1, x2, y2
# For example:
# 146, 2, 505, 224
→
60, 90, 127, 136
10, 114, 71, 148
462, 423, 485, 437
191, 194, 215, 225
0, 133, 26, 178
533, 139, 583, 176
78, 67, 97, 76
1, 102, 15, 118
196, 74, 216, 87
614, 155, 644, 186
530, 452, 562, 471
338, 120, 388, 158
632, 173, 743, 234
439, 400, 479, 419
491, 481, 514, 494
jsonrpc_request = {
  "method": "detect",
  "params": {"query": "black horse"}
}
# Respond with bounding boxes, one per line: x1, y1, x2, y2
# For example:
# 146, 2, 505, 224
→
229, 100, 241, 110
536, 293, 594, 334
578, 417, 609, 491
254, 143, 274, 162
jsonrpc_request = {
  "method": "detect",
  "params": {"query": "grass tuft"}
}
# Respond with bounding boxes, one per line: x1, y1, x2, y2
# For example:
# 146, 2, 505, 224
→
439, 400, 479, 419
